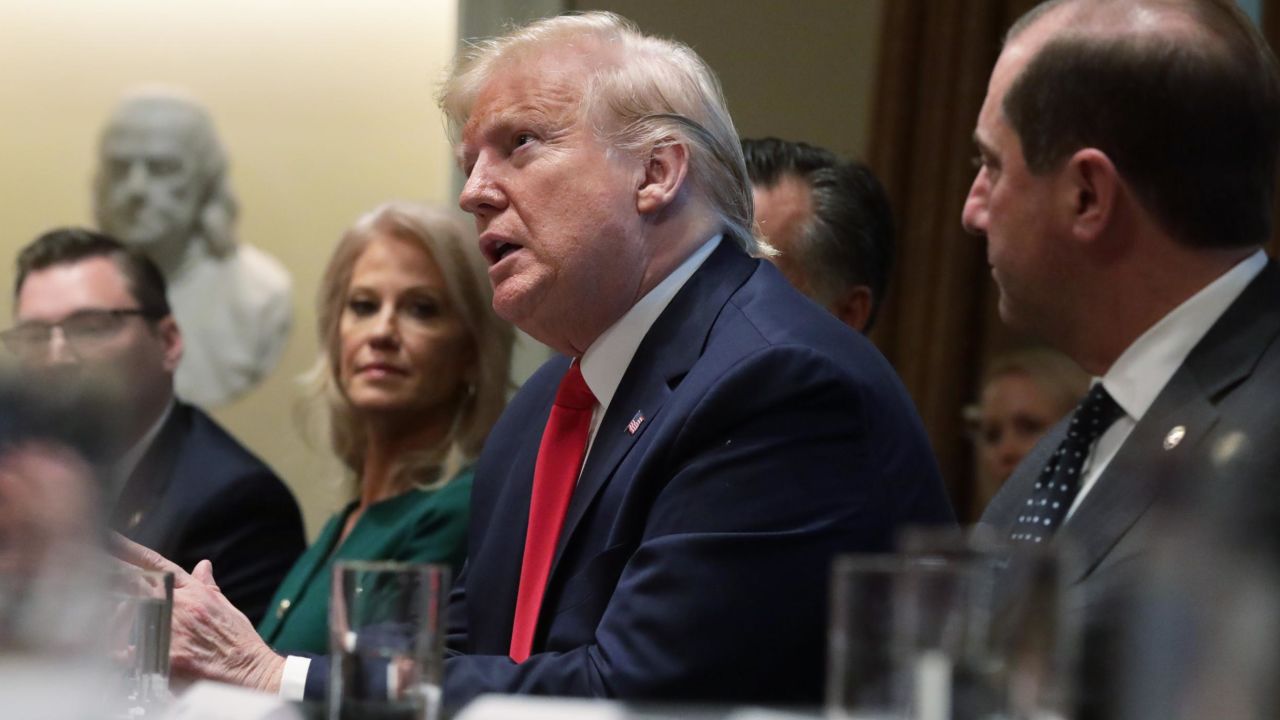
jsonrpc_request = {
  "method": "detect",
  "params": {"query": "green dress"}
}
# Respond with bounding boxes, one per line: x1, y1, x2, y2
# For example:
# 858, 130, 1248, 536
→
255, 469, 473, 655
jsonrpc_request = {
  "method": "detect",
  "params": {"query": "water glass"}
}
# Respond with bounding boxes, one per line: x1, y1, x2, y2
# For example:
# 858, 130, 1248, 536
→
329, 561, 450, 720
108, 568, 173, 715
825, 554, 907, 719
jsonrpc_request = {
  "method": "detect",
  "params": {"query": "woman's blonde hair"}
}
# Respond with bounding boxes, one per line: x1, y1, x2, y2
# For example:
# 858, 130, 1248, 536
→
305, 201, 512, 489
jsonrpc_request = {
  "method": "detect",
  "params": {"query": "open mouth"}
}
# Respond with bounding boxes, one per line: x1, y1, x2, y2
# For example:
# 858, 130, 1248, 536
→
481, 234, 524, 265
494, 241, 519, 262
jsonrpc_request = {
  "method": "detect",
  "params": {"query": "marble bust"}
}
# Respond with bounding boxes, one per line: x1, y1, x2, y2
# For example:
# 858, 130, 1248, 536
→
94, 89, 292, 407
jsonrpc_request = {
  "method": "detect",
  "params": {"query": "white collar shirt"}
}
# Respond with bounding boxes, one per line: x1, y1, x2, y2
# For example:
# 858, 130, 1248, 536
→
576, 234, 722, 460
111, 398, 176, 502
1066, 249, 1268, 518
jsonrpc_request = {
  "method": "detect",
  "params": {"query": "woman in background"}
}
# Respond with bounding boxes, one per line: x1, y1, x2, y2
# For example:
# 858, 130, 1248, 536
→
113, 200, 511, 683
254, 201, 512, 655
971, 347, 1089, 515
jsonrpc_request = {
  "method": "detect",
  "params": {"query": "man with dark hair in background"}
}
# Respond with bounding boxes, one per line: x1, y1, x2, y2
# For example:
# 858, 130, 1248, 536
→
965, 0, 1280, 714
4, 228, 305, 623
742, 137, 894, 333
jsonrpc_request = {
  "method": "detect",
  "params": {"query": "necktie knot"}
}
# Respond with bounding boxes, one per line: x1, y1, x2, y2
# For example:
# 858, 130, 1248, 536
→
1065, 383, 1124, 447
555, 362, 596, 411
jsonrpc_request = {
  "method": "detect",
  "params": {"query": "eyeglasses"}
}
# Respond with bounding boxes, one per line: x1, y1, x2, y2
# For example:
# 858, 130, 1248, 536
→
0, 308, 161, 359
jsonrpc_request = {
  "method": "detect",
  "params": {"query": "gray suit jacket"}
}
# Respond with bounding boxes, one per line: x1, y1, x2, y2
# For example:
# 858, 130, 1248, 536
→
978, 259, 1280, 717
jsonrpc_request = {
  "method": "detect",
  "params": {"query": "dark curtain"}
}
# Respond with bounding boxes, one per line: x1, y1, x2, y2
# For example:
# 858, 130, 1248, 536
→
866, 0, 1041, 522
1266, 0, 1280, 259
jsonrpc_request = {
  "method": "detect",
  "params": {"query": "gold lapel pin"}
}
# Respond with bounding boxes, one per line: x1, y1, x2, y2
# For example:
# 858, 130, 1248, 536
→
1163, 425, 1186, 451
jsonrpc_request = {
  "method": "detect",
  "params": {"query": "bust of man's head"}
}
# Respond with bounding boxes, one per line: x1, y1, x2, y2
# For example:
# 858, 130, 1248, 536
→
93, 90, 238, 268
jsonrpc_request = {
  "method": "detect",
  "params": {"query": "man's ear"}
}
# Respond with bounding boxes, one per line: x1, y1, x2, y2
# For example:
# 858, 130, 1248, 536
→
1063, 148, 1119, 243
830, 285, 873, 334
156, 316, 183, 373
637, 141, 690, 215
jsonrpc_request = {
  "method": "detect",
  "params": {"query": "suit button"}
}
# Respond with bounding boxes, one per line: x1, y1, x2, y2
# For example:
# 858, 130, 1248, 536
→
276, 599, 291, 619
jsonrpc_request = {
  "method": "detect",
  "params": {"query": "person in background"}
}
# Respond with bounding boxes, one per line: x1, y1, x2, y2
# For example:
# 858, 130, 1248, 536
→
116, 201, 513, 693
742, 137, 895, 333
5, 229, 304, 624
970, 347, 1088, 512
256, 201, 513, 656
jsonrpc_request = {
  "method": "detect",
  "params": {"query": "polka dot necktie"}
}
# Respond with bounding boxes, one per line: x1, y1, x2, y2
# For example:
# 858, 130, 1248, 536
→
1009, 383, 1124, 544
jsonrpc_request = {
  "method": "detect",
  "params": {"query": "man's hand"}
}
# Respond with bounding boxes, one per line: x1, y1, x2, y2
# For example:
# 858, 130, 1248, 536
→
112, 533, 286, 693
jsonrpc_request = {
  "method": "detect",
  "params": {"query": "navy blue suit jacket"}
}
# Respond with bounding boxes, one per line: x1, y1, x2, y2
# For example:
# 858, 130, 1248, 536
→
114, 401, 306, 625
441, 241, 954, 707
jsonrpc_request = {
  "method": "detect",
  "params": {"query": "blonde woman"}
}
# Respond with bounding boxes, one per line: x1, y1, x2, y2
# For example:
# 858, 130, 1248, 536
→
253, 201, 511, 655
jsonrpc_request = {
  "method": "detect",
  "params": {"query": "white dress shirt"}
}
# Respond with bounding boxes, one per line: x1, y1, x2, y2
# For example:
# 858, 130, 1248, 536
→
278, 234, 723, 700
577, 234, 721, 457
110, 398, 176, 503
1066, 249, 1267, 519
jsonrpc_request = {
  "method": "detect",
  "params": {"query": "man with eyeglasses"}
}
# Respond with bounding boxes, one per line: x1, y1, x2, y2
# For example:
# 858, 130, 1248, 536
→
5, 228, 305, 624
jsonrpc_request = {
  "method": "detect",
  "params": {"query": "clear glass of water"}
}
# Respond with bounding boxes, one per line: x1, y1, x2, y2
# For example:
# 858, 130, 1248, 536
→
329, 561, 450, 720
825, 554, 909, 720
108, 568, 173, 716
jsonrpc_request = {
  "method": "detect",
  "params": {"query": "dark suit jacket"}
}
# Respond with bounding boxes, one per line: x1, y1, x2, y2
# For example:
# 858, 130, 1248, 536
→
978, 260, 1280, 716
113, 401, 306, 625
440, 241, 954, 707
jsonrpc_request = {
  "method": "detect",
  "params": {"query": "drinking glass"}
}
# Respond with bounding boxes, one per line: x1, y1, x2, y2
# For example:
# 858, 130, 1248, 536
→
825, 554, 907, 719
108, 568, 173, 716
329, 561, 450, 720
894, 527, 1016, 720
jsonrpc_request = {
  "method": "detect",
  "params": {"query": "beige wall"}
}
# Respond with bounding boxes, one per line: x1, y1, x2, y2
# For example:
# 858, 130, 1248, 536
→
0, 0, 460, 538
0, 0, 883, 539
571, 0, 884, 159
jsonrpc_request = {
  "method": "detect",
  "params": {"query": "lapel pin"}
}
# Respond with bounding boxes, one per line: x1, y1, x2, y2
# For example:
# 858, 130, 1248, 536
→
626, 410, 645, 435
127, 510, 144, 529
1163, 425, 1186, 451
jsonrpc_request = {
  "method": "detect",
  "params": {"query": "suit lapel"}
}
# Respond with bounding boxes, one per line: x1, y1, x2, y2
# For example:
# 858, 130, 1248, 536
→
1059, 374, 1217, 582
1061, 261, 1280, 582
112, 403, 188, 541
549, 242, 760, 572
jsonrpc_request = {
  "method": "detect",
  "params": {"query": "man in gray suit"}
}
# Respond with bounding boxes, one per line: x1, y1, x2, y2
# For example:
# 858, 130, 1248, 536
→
965, 0, 1280, 711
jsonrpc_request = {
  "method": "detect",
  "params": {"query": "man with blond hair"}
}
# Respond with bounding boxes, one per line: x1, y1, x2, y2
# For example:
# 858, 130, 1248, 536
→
118, 11, 952, 708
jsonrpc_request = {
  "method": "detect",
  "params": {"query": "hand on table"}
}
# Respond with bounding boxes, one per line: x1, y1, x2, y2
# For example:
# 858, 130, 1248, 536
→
111, 533, 285, 693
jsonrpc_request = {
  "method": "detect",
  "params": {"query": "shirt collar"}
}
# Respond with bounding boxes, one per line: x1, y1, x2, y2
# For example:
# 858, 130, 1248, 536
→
579, 234, 722, 413
112, 398, 176, 499
1102, 249, 1267, 421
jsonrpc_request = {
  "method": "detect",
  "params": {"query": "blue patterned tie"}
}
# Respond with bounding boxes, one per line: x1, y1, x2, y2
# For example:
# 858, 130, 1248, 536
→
1009, 383, 1124, 544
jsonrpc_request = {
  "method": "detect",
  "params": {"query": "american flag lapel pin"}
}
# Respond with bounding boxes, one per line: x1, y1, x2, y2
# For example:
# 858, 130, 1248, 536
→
626, 410, 645, 435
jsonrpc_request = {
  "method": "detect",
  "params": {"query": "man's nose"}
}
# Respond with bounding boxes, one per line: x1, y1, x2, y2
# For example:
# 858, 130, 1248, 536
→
44, 327, 78, 366
459, 157, 506, 219
961, 171, 989, 236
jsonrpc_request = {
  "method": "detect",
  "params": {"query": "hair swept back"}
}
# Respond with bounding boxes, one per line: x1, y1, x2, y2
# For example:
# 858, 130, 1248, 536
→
304, 201, 512, 490
439, 11, 769, 256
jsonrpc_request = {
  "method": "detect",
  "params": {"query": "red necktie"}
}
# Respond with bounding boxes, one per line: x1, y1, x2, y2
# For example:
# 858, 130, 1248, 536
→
509, 361, 596, 662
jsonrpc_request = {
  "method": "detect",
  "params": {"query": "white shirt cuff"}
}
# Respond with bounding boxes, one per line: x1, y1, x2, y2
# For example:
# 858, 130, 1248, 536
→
278, 655, 311, 701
